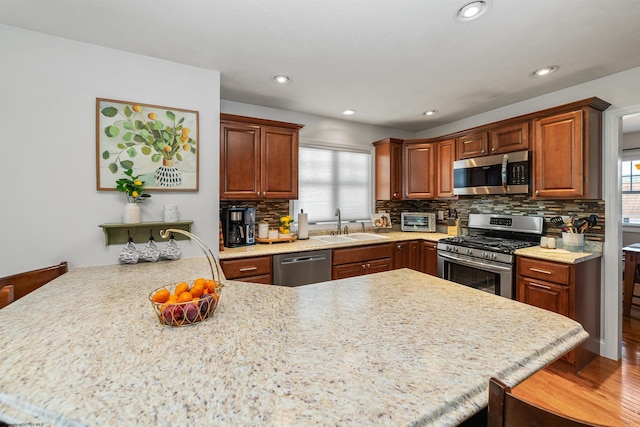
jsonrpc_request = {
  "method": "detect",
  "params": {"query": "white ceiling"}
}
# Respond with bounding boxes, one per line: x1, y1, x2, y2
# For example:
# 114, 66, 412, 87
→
2, 0, 640, 133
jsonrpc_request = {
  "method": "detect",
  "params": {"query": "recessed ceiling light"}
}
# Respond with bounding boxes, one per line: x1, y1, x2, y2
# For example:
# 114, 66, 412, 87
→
455, 1, 490, 22
341, 109, 356, 116
423, 110, 438, 116
529, 66, 559, 77
272, 75, 291, 84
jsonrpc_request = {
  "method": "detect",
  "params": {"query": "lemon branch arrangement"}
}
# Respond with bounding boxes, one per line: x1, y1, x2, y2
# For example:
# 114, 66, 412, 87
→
116, 168, 151, 203
100, 103, 196, 174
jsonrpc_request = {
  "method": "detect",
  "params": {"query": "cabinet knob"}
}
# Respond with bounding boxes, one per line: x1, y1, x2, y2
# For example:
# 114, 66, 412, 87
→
481, 150, 485, 154
397, 244, 402, 250
492, 148, 496, 152
535, 190, 540, 196
366, 263, 371, 268
362, 264, 366, 270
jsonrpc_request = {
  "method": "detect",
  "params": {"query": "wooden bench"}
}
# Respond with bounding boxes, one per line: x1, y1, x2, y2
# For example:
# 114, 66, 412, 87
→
0, 261, 68, 307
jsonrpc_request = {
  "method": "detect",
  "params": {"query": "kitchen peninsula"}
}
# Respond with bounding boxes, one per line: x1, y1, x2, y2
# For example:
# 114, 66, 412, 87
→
0, 258, 587, 426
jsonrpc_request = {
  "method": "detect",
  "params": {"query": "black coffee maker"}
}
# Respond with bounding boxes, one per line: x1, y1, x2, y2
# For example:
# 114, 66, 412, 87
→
221, 206, 256, 248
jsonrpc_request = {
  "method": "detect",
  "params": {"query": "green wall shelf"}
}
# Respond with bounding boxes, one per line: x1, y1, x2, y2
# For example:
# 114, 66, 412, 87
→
99, 221, 194, 246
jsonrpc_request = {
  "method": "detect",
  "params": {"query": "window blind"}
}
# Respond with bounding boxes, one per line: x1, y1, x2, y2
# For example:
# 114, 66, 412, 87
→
293, 146, 371, 223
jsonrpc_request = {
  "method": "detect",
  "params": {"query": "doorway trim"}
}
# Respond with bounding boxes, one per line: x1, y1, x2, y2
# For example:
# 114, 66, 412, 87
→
602, 103, 640, 360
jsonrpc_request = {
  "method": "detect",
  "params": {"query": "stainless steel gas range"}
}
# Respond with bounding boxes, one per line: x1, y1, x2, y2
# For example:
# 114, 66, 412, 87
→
437, 214, 543, 299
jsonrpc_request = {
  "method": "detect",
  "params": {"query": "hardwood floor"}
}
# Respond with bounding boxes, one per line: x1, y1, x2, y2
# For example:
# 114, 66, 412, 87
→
512, 309, 640, 426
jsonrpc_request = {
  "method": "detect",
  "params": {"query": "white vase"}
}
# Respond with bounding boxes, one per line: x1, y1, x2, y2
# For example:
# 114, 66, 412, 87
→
123, 203, 141, 224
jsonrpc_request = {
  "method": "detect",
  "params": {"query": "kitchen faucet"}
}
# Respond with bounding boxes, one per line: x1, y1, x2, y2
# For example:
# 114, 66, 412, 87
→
335, 208, 341, 235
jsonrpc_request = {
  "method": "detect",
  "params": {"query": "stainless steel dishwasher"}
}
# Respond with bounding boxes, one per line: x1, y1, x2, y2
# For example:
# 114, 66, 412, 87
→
272, 249, 332, 287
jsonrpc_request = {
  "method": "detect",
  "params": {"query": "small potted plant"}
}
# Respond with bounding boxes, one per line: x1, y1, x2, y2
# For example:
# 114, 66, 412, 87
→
116, 168, 151, 223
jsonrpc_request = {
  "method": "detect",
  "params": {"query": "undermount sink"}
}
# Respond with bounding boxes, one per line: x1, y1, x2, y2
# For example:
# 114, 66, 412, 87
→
311, 235, 356, 244
347, 233, 390, 241
311, 233, 390, 245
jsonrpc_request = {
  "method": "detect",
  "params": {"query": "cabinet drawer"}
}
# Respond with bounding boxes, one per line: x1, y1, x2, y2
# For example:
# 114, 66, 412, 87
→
332, 243, 393, 265
517, 257, 570, 285
220, 256, 272, 279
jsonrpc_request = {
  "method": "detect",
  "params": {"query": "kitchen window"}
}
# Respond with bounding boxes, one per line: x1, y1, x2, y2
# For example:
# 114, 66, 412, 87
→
293, 146, 371, 225
622, 153, 640, 225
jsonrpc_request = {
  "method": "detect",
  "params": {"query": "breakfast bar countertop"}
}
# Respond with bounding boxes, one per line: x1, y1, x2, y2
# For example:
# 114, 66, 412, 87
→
0, 258, 587, 427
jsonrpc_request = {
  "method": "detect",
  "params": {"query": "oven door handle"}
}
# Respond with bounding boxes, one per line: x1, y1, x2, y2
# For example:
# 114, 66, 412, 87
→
438, 252, 512, 274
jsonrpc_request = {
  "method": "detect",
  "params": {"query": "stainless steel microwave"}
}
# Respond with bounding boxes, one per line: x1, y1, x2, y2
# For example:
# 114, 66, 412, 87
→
401, 212, 436, 232
453, 150, 530, 195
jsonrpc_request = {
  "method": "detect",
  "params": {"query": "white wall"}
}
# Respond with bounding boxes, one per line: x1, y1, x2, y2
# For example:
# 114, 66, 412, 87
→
0, 25, 221, 275
221, 100, 415, 150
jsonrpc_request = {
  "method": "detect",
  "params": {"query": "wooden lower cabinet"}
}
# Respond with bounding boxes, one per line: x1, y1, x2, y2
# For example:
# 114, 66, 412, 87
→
421, 241, 438, 276
220, 255, 272, 284
332, 243, 393, 280
393, 241, 417, 269
516, 256, 600, 372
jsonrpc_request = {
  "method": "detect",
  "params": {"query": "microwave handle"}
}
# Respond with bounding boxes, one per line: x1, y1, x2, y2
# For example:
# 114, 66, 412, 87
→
502, 154, 509, 193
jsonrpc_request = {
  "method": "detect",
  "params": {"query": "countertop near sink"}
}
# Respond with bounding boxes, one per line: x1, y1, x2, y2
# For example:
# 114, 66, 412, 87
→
515, 240, 602, 264
219, 231, 451, 260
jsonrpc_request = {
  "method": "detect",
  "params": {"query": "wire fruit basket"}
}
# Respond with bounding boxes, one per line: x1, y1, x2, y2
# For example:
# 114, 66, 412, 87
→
148, 229, 224, 327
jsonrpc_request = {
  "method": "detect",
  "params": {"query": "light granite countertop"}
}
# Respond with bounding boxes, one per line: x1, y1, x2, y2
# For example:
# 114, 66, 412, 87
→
515, 240, 602, 264
219, 231, 450, 259
0, 258, 587, 426
221, 230, 602, 265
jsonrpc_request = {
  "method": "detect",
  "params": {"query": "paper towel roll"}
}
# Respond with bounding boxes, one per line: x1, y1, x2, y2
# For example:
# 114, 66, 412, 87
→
297, 213, 309, 240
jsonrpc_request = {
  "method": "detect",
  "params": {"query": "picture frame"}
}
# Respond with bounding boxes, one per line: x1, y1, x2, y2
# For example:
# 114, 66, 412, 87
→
371, 212, 392, 228
96, 98, 199, 191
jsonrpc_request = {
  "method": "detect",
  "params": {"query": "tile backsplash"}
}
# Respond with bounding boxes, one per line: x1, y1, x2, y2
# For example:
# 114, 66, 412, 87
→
376, 195, 605, 241
221, 196, 605, 242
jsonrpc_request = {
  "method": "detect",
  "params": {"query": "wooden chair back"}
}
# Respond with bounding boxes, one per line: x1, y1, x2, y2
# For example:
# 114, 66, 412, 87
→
0, 261, 68, 303
0, 285, 14, 309
488, 377, 607, 427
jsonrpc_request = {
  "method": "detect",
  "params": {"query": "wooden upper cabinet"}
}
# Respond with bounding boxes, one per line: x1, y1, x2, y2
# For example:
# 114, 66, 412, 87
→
532, 99, 608, 199
374, 138, 403, 201
490, 121, 529, 155
436, 138, 456, 198
261, 126, 299, 199
404, 142, 435, 199
220, 114, 303, 200
220, 120, 261, 199
457, 132, 488, 159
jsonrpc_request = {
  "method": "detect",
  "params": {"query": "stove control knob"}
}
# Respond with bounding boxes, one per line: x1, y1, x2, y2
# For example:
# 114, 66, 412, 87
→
482, 251, 489, 259
467, 249, 473, 255
492, 253, 498, 260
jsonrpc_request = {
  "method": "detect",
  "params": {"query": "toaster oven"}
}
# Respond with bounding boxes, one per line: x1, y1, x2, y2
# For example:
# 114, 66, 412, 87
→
401, 212, 436, 232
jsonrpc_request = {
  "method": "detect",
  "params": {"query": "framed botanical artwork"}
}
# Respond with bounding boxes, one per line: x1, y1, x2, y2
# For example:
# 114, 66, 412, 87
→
96, 98, 199, 191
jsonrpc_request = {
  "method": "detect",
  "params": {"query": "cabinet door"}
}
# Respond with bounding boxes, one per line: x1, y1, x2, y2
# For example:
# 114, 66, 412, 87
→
367, 258, 393, 275
233, 274, 272, 285
393, 242, 410, 269
404, 143, 435, 199
490, 121, 529, 155
408, 241, 421, 271
533, 110, 584, 198
457, 132, 488, 159
261, 126, 298, 199
332, 262, 366, 280
517, 277, 569, 317
422, 241, 438, 276
436, 139, 456, 198
220, 121, 261, 199
374, 139, 404, 200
